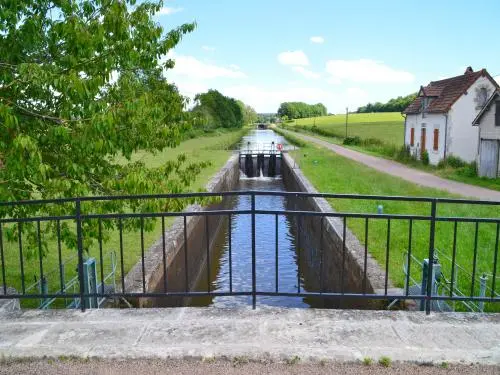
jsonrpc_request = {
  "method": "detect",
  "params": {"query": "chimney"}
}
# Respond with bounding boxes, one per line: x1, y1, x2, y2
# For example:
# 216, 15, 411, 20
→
464, 66, 474, 74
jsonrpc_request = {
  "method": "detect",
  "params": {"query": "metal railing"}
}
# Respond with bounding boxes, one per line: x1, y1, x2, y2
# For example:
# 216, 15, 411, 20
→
0, 191, 498, 313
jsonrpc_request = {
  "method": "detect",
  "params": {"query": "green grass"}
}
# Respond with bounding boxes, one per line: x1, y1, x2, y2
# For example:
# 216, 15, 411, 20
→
2, 128, 247, 306
292, 143, 499, 311
292, 112, 404, 145
284, 123, 500, 192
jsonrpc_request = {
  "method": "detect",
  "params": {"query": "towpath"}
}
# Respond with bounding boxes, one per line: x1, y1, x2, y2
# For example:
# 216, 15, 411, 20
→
281, 129, 500, 201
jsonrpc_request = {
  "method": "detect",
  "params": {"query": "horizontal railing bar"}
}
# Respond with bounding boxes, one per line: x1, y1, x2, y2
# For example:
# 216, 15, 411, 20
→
436, 216, 500, 223
2, 211, 497, 224
1, 190, 499, 208
3, 292, 498, 303
2, 213, 499, 224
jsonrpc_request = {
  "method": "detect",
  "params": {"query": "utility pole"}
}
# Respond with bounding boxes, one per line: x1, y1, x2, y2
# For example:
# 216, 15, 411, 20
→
345, 107, 349, 138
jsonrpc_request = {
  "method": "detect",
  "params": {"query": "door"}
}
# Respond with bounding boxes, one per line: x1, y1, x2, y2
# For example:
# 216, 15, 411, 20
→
420, 128, 426, 157
479, 139, 499, 178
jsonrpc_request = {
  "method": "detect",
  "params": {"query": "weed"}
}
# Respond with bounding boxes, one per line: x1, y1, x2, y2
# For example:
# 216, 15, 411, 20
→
362, 357, 373, 366
378, 356, 392, 367
285, 355, 301, 365
232, 356, 249, 366
440, 361, 449, 369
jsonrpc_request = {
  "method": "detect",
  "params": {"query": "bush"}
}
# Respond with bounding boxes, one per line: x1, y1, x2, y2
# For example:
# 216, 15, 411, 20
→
456, 161, 478, 177
343, 136, 362, 145
395, 145, 416, 163
421, 150, 430, 165
437, 155, 467, 169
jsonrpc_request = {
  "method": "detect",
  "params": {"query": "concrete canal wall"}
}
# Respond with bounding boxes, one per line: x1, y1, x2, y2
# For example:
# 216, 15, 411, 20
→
124, 154, 240, 307
281, 153, 398, 308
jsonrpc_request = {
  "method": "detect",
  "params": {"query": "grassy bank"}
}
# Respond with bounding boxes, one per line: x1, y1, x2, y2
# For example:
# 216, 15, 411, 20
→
291, 112, 404, 145
290, 143, 499, 311
282, 124, 500, 192
2, 127, 248, 305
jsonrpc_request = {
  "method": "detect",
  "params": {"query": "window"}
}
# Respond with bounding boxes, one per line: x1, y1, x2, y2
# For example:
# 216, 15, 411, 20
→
433, 128, 439, 151
410, 128, 415, 146
496, 101, 500, 127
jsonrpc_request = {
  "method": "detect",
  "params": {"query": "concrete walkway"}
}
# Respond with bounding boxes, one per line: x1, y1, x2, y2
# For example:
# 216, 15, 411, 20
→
1, 308, 499, 365
285, 130, 500, 201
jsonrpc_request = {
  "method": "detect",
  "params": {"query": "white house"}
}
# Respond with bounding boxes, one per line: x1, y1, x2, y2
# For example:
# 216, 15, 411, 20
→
403, 67, 499, 165
472, 90, 500, 178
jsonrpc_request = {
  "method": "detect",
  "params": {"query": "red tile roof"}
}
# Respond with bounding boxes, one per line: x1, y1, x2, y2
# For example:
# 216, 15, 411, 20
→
403, 68, 499, 115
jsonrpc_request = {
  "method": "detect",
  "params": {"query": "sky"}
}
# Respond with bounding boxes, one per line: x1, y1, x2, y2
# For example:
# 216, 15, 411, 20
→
155, 0, 500, 114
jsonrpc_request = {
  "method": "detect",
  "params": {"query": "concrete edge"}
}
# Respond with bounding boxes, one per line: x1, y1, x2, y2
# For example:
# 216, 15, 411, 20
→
282, 152, 398, 294
123, 155, 239, 297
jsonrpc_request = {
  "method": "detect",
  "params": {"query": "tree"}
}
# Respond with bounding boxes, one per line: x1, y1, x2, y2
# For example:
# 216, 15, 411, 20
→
192, 90, 245, 129
277, 102, 327, 119
357, 93, 417, 113
0, 0, 206, 255
236, 100, 257, 125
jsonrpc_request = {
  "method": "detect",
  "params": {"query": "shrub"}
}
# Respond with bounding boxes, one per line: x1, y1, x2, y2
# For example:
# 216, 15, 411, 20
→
437, 155, 467, 169
378, 356, 392, 367
446, 155, 467, 168
456, 161, 478, 177
362, 357, 373, 366
343, 136, 362, 145
421, 150, 430, 165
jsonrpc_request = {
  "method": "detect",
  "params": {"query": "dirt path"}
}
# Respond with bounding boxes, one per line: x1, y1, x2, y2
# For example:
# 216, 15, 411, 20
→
286, 130, 500, 201
0, 359, 497, 375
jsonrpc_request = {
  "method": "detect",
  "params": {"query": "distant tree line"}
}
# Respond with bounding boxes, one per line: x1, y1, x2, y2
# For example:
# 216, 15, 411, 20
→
191, 89, 257, 128
257, 113, 277, 123
277, 102, 327, 119
356, 93, 417, 113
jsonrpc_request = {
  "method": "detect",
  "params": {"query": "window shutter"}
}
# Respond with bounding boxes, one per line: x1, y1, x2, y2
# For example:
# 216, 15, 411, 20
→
496, 102, 500, 127
433, 129, 439, 151
410, 128, 415, 146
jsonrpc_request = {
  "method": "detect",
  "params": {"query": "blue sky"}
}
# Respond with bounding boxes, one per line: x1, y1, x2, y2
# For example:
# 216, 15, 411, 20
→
155, 0, 500, 113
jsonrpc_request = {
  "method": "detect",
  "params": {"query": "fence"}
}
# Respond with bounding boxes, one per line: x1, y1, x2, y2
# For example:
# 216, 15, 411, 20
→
0, 191, 498, 314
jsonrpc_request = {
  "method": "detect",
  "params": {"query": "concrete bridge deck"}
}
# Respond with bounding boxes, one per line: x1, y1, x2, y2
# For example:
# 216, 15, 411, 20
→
0, 308, 498, 365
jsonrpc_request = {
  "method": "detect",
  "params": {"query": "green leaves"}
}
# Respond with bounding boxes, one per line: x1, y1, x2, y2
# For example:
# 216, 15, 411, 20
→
0, 0, 203, 254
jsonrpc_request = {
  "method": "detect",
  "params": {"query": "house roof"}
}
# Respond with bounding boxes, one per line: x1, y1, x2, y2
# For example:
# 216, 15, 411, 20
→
403, 67, 499, 115
472, 90, 500, 126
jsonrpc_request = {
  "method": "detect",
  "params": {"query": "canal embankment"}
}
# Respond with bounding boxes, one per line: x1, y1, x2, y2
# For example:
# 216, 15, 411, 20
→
124, 127, 397, 309
124, 154, 240, 307
281, 153, 398, 307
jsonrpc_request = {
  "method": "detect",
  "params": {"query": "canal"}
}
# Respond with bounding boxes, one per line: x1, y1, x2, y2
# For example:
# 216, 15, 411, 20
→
191, 129, 315, 308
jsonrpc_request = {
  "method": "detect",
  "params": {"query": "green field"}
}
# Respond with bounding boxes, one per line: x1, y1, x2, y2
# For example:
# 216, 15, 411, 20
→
292, 112, 405, 145
2, 128, 246, 306
291, 143, 499, 311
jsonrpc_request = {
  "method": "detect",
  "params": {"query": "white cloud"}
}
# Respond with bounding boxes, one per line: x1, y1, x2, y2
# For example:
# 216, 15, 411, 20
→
157, 6, 183, 15
165, 53, 246, 80
310, 36, 325, 44
325, 59, 414, 84
495, 75, 500, 85
229, 64, 241, 71
292, 66, 320, 79
202, 45, 216, 52
277, 50, 309, 66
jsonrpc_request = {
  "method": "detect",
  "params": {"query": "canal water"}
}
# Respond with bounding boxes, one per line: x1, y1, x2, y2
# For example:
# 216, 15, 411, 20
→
193, 129, 315, 308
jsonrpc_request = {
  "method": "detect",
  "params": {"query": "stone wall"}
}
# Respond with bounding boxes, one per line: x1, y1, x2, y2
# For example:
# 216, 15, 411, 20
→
124, 154, 240, 307
281, 153, 398, 308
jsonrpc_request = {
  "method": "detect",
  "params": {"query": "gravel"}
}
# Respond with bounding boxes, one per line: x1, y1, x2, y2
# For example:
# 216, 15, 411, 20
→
0, 359, 498, 375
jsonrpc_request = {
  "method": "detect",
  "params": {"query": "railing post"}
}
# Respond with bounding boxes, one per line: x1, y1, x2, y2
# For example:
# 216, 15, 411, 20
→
251, 192, 256, 309
76, 199, 85, 312
426, 199, 437, 315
